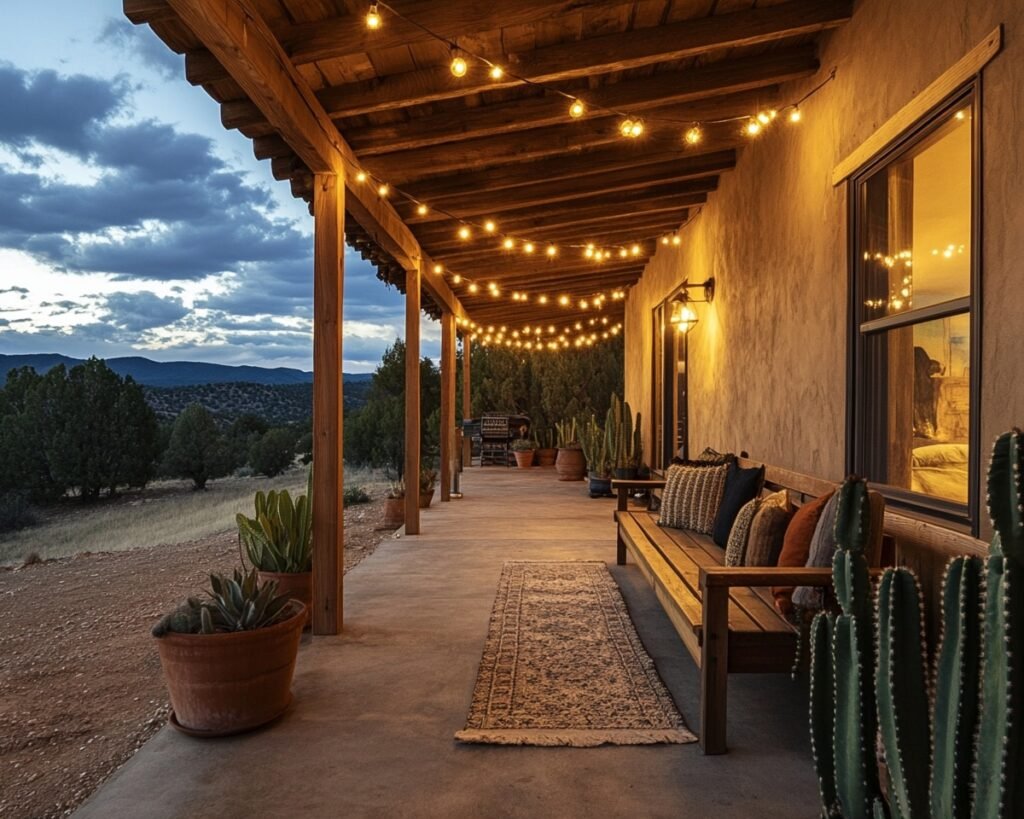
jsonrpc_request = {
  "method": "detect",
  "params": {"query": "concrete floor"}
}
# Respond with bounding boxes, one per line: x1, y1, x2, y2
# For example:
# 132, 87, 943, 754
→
76, 468, 820, 819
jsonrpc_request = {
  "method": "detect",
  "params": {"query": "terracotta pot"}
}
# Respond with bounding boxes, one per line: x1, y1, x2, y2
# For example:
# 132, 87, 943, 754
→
513, 450, 536, 468
419, 489, 434, 508
536, 448, 557, 467
258, 570, 312, 629
555, 447, 586, 481
155, 602, 305, 737
382, 497, 404, 528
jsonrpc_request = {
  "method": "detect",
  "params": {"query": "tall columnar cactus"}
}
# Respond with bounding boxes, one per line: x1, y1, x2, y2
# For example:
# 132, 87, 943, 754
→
606, 392, 643, 470
868, 429, 1024, 819
810, 477, 883, 818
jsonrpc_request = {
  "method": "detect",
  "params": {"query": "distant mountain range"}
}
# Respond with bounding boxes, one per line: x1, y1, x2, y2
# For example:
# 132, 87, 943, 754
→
0, 353, 372, 388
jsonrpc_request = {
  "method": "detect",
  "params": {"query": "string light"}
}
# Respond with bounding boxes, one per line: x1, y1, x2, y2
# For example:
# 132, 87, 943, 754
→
433, 264, 443, 274
569, 99, 586, 119
523, 242, 535, 254
484, 220, 496, 233
619, 118, 644, 138
458, 226, 471, 240
745, 118, 763, 137
546, 245, 558, 257
417, 203, 428, 216
789, 106, 802, 123
503, 237, 515, 250
468, 283, 479, 294
355, 171, 367, 183
450, 51, 468, 78
489, 65, 504, 80
377, 183, 389, 197
684, 125, 703, 145
365, 3, 382, 30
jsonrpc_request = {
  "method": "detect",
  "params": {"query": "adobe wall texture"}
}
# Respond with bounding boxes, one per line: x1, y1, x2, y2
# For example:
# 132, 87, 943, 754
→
625, 0, 1024, 520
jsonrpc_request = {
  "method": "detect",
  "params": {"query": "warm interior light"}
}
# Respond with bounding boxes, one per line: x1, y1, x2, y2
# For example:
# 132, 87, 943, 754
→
669, 299, 699, 333
366, 3, 382, 30
684, 125, 703, 145
450, 53, 468, 78
569, 99, 586, 119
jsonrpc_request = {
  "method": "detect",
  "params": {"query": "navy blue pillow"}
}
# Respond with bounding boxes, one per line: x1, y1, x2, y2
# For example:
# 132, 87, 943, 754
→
712, 462, 766, 547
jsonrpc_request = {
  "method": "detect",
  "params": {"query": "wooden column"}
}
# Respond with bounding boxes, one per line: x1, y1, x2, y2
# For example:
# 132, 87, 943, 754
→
311, 173, 344, 635
404, 262, 421, 534
462, 335, 473, 467
440, 312, 456, 501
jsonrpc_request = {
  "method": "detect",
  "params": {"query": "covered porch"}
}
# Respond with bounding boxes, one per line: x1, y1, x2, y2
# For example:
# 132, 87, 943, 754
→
77, 467, 815, 818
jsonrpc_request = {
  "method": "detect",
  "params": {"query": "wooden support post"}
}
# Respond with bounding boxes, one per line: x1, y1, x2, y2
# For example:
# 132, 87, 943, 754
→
440, 312, 456, 502
699, 580, 730, 754
404, 261, 422, 535
311, 173, 344, 635
462, 335, 472, 467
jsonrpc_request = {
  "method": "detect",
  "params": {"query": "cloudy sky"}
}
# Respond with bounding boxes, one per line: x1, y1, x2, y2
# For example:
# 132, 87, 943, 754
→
0, 1, 436, 373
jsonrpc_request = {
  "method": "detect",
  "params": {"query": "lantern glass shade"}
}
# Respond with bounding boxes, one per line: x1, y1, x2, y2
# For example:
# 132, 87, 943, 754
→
669, 299, 699, 333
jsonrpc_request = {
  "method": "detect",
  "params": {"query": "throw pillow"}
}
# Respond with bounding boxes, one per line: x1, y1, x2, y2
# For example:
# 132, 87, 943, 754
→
791, 492, 841, 610
772, 490, 835, 615
743, 496, 794, 567
658, 463, 729, 534
724, 498, 760, 566
675, 446, 735, 466
712, 461, 766, 546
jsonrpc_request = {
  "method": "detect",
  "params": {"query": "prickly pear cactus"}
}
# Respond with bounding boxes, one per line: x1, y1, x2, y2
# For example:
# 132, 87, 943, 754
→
809, 477, 882, 819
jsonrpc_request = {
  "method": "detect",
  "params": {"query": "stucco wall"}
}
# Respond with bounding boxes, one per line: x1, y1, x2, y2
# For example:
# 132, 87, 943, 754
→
625, 0, 1024, 514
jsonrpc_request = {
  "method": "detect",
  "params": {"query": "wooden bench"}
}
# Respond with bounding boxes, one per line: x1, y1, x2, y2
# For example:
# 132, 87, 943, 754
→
613, 460, 881, 755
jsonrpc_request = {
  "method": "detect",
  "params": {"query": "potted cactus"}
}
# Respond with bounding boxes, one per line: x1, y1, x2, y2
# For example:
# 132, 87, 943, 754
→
535, 428, 557, 467
607, 392, 643, 480
236, 470, 313, 627
383, 479, 405, 528
554, 418, 586, 481
152, 568, 305, 736
579, 414, 612, 497
419, 467, 438, 508
511, 437, 536, 468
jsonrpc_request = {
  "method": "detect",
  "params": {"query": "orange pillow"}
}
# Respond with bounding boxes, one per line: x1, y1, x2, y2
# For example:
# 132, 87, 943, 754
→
772, 490, 834, 615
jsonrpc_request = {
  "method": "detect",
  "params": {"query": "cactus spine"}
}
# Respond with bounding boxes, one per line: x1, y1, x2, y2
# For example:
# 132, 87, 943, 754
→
810, 477, 882, 818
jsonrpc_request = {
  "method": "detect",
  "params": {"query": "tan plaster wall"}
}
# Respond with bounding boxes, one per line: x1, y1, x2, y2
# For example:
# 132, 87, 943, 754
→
625, 0, 1024, 516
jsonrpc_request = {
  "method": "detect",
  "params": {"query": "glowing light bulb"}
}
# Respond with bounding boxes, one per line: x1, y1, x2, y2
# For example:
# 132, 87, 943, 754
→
458, 226, 471, 240
503, 237, 515, 250
559, 296, 570, 307
417, 204, 428, 216
684, 125, 703, 145
538, 295, 548, 304
619, 248, 628, 258
757, 110, 772, 125
788, 106, 802, 124
569, 99, 586, 119
671, 236, 681, 246
631, 244, 641, 256
489, 65, 504, 80
377, 183, 389, 197
523, 242, 535, 254
433, 264, 443, 274
584, 247, 594, 258
579, 299, 589, 310
355, 171, 367, 183
619, 119, 635, 137
745, 118, 763, 136
483, 220, 496, 234
452, 274, 462, 284
365, 3, 381, 30
661, 236, 670, 245
622, 119, 644, 138
468, 283, 479, 294
546, 245, 557, 257
450, 54, 468, 77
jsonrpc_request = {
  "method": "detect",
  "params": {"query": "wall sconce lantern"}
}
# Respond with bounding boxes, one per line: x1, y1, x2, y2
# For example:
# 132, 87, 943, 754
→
667, 277, 715, 333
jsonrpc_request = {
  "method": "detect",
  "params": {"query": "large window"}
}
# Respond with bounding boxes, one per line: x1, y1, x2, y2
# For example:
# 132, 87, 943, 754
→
651, 300, 689, 471
848, 84, 979, 528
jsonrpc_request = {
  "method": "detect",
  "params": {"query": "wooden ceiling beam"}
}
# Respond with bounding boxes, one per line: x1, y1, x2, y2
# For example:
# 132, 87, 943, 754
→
124, 0, 176, 24
311, 0, 849, 118
510, 216, 689, 245
346, 48, 816, 156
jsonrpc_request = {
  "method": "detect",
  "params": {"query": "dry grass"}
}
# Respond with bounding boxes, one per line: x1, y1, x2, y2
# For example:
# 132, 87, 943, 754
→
0, 465, 386, 565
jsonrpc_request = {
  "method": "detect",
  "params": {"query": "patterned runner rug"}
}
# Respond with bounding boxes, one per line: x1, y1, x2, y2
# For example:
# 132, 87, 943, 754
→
456, 561, 696, 747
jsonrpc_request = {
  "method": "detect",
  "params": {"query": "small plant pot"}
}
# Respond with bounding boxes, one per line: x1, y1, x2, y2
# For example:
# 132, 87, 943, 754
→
613, 467, 639, 480
536, 448, 557, 467
588, 473, 612, 498
382, 497, 405, 528
155, 602, 305, 737
513, 450, 536, 468
258, 570, 312, 630
555, 447, 586, 481
419, 489, 434, 509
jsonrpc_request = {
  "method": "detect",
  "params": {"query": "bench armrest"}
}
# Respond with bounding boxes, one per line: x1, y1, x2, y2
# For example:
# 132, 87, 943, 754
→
611, 478, 666, 511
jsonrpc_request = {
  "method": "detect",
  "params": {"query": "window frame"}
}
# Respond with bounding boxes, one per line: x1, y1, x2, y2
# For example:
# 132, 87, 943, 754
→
651, 294, 690, 471
845, 79, 983, 534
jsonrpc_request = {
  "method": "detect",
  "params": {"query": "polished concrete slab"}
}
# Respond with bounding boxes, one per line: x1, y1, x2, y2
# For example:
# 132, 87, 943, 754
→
76, 467, 820, 819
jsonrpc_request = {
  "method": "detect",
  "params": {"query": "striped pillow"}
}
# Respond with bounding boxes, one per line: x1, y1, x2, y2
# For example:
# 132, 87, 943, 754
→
724, 498, 760, 566
658, 463, 729, 534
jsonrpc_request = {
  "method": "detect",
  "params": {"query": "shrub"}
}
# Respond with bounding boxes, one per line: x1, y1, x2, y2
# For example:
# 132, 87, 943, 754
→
0, 490, 34, 533
162, 403, 233, 489
343, 485, 371, 506
249, 428, 298, 478
295, 431, 313, 465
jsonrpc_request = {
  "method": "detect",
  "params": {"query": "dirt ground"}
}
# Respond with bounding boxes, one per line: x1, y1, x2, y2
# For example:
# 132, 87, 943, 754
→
0, 498, 394, 819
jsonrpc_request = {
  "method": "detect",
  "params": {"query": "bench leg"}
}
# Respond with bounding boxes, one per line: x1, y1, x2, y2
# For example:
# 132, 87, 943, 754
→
616, 530, 627, 565
700, 584, 729, 754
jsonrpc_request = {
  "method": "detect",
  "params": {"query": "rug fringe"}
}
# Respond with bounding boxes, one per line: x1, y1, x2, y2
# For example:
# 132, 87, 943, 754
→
454, 728, 697, 747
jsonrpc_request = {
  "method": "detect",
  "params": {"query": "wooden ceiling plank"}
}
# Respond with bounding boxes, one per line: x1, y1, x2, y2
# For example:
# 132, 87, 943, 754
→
124, 0, 175, 24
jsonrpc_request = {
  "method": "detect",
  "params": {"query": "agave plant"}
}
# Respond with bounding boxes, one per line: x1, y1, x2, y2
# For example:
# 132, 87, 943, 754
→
153, 568, 294, 636
236, 468, 313, 574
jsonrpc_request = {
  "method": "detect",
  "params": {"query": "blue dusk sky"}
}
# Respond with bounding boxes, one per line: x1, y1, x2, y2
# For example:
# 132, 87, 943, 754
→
0, 1, 437, 372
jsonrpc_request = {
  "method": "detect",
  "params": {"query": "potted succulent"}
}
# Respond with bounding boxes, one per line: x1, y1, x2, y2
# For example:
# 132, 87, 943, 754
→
236, 470, 313, 628
419, 467, 438, 508
383, 479, 405, 528
607, 393, 643, 480
535, 428, 557, 467
554, 418, 586, 481
152, 568, 305, 736
580, 414, 613, 497
511, 437, 536, 468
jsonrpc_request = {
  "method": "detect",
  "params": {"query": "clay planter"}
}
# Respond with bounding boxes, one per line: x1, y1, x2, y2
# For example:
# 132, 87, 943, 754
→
612, 466, 639, 480
419, 489, 434, 509
588, 473, 613, 498
536, 448, 557, 467
382, 497, 404, 528
555, 447, 586, 481
513, 450, 536, 468
155, 602, 305, 737
258, 570, 312, 630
